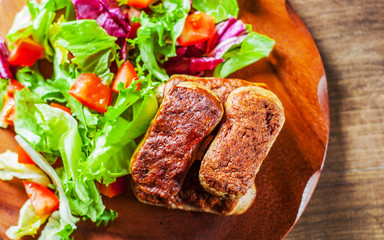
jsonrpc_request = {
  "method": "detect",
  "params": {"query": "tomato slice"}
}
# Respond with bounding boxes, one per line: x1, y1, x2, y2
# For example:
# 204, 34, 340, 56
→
97, 176, 126, 198
111, 61, 139, 93
1, 97, 16, 126
8, 38, 45, 67
7, 80, 24, 98
177, 12, 215, 47
50, 102, 72, 115
23, 181, 59, 216
18, 145, 35, 165
69, 73, 112, 113
126, 0, 155, 8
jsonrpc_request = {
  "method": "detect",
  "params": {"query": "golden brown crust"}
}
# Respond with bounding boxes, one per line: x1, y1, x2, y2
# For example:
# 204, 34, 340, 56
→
130, 82, 224, 199
157, 74, 269, 104
199, 86, 285, 199
131, 162, 256, 215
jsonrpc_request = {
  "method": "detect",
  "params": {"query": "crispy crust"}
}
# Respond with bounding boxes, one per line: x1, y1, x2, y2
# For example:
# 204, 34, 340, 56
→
130, 82, 224, 199
199, 86, 285, 199
156, 74, 269, 104
131, 162, 256, 215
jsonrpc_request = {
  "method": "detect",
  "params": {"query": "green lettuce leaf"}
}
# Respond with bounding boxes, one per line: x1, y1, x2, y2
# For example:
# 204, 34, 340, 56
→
0, 78, 9, 109
214, 32, 275, 78
15, 135, 79, 235
192, 0, 239, 23
136, 0, 190, 81
83, 91, 158, 185
7, 6, 33, 46
16, 66, 63, 102
51, 20, 119, 84
6, 200, 49, 240
39, 211, 76, 240
0, 150, 51, 186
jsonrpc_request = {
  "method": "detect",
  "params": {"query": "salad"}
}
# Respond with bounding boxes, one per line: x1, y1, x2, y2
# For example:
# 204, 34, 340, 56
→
0, 0, 274, 239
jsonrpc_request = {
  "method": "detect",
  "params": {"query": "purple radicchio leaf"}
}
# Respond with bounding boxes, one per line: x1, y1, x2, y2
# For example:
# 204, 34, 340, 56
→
164, 57, 224, 76
0, 36, 14, 79
72, 0, 131, 39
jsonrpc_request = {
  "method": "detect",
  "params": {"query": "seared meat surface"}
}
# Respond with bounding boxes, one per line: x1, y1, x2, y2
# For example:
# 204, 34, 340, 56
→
199, 86, 285, 199
132, 162, 256, 215
131, 82, 224, 199
157, 74, 268, 104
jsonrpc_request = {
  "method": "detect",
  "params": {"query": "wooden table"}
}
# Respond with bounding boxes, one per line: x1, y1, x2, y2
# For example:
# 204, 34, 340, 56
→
286, 0, 384, 239
0, 1, 382, 239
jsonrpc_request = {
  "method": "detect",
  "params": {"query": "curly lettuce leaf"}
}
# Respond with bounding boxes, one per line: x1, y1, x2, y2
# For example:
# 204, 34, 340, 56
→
136, 0, 190, 81
83, 91, 158, 185
192, 0, 239, 23
6, 200, 49, 240
0, 150, 51, 186
50, 20, 118, 83
214, 32, 275, 77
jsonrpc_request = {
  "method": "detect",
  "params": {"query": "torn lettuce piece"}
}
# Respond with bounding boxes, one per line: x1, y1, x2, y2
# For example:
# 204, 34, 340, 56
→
84, 91, 158, 185
214, 32, 275, 78
6, 200, 49, 240
192, 0, 239, 23
0, 150, 50, 186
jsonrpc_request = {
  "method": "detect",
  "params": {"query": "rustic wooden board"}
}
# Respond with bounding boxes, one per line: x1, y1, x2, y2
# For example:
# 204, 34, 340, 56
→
0, 0, 332, 239
286, 0, 384, 239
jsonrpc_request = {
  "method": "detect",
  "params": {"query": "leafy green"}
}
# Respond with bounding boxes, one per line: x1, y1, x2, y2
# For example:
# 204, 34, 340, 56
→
0, 150, 51, 186
51, 20, 119, 84
0, 78, 9, 110
16, 66, 63, 102
7, 6, 33, 46
136, 0, 190, 81
214, 32, 275, 77
83, 91, 158, 185
192, 0, 239, 23
15, 135, 79, 235
6, 200, 49, 240
39, 211, 76, 240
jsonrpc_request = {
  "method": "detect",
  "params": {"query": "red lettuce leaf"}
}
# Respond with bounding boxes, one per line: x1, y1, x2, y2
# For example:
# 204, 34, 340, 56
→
0, 37, 14, 79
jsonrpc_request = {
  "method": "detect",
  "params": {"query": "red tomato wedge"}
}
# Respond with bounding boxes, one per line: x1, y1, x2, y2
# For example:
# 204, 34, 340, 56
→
50, 102, 72, 115
177, 12, 215, 47
7, 80, 24, 98
69, 73, 111, 113
126, 0, 155, 9
1, 97, 16, 126
111, 61, 139, 93
8, 38, 45, 67
18, 145, 35, 165
97, 176, 126, 198
23, 181, 59, 217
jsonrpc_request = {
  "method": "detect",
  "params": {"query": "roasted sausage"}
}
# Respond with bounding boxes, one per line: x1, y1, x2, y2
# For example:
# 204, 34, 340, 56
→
131, 82, 224, 198
199, 86, 285, 199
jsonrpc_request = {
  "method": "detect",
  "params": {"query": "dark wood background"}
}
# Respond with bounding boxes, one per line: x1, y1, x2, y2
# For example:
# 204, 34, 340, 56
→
0, 0, 382, 239
286, 0, 384, 239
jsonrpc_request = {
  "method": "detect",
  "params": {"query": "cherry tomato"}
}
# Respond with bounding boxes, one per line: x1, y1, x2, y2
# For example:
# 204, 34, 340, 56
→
18, 145, 35, 165
111, 61, 139, 93
8, 38, 45, 67
177, 12, 215, 47
23, 181, 59, 216
50, 102, 72, 115
97, 176, 126, 198
69, 73, 111, 113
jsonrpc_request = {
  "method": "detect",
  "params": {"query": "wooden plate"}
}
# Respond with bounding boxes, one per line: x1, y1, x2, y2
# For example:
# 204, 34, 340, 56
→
0, 0, 329, 239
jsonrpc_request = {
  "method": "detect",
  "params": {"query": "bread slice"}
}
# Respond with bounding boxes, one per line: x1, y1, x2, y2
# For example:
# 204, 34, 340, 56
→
130, 82, 224, 199
199, 86, 285, 199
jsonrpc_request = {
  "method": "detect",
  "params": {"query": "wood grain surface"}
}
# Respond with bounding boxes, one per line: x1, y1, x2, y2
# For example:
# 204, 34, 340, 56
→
286, 0, 384, 239
0, 0, 382, 239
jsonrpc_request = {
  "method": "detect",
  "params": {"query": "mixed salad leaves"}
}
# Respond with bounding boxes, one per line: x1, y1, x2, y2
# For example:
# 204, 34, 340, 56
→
0, 0, 274, 239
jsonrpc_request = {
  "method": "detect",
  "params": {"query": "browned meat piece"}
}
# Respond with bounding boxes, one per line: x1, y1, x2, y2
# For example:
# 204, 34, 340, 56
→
130, 82, 224, 199
199, 86, 285, 199
132, 162, 256, 215
156, 74, 268, 104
